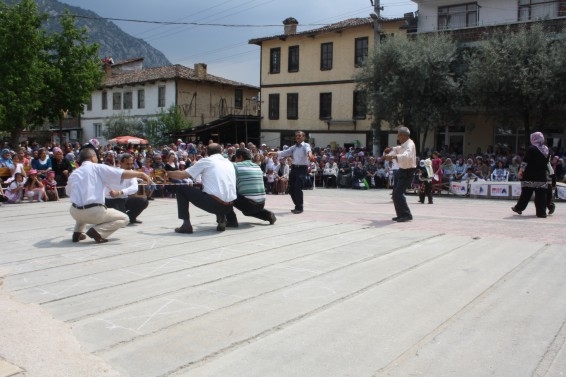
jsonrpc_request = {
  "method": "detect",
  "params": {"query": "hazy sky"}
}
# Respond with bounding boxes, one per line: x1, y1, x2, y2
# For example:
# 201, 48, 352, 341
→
58, 0, 417, 86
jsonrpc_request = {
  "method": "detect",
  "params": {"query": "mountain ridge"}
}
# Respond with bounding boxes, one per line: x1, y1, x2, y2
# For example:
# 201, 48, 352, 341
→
37, 0, 172, 68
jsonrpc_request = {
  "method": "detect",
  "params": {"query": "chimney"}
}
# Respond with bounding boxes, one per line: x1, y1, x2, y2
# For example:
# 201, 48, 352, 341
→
283, 17, 298, 35
194, 63, 207, 79
102, 57, 114, 78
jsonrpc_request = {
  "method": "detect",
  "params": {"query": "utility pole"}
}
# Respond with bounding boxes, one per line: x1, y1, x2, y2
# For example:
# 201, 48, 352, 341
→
370, 0, 383, 157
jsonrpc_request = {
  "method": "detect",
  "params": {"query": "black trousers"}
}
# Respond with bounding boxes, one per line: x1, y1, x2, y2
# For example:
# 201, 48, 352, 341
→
515, 185, 547, 217
392, 168, 415, 218
227, 195, 273, 223
105, 196, 148, 223
176, 185, 233, 223
289, 165, 308, 210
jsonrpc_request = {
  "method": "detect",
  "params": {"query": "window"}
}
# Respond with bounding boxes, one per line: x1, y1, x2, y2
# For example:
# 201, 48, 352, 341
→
93, 123, 102, 138
287, 93, 298, 119
355, 37, 369, 67
288, 45, 299, 72
268, 94, 280, 119
158, 86, 166, 107
319, 93, 332, 119
86, 96, 92, 111
438, 3, 478, 30
270, 47, 281, 74
235, 88, 243, 109
353, 91, 366, 119
321, 43, 333, 71
101, 91, 107, 110
112, 92, 121, 110
123, 91, 133, 110
519, 0, 565, 21
138, 89, 145, 109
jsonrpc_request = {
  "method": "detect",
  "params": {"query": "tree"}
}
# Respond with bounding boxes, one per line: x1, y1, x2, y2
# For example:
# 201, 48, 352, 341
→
43, 11, 103, 131
0, 0, 50, 146
101, 113, 142, 141
464, 24, 566, 148
143, 105, 192, 146
356, 33, 462, 154
0, 0, 102, 147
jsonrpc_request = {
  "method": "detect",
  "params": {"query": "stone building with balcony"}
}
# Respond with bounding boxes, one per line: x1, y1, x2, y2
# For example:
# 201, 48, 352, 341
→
81, 58, 260, 145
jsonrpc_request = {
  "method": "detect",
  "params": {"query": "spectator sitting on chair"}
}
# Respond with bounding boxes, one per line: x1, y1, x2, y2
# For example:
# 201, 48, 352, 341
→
323, 156, 338, 188
491, 160, 509, 182
104, 153, 149, 225
337, 156, 352, 188
364, 156, 379, 188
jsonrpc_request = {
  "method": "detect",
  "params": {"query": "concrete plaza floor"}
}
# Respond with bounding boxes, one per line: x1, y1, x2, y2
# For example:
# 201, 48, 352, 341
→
0, 188, 565, 377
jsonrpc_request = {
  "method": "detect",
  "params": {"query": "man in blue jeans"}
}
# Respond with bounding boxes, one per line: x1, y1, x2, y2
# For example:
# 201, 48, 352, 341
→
384, 127, 417, 222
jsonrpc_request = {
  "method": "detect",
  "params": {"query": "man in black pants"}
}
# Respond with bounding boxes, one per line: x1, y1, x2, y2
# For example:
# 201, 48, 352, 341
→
226, 148, 276, 226
269, 130, 315, 214
105, 153, 149, 225
166, 143, 237, 233
384, 127, 417, 222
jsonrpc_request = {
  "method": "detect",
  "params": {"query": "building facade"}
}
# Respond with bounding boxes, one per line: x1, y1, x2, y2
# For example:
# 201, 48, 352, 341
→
249, 17, 408, 150
81, 58, 259, 145
413, 0, 566, 155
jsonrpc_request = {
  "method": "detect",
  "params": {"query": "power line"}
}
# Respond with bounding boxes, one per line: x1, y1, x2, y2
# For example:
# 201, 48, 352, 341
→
49, 14, 329, 28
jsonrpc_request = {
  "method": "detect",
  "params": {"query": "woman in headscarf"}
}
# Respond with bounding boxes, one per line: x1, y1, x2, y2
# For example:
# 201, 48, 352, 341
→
511, 132, 550, 218
418, 158, 434, 204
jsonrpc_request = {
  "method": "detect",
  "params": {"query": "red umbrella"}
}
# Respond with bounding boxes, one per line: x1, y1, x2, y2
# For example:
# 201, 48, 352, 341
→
108, 135, 149, 145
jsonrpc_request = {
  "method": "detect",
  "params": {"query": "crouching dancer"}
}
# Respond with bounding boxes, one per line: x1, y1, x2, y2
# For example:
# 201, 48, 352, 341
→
166, 143, 237, 233
66, 148, 151, 243
226, 148, 277, 227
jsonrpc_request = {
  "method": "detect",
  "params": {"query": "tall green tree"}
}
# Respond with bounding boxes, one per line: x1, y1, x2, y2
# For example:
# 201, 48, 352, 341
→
0, 0, 49, 145
43, 11, 103, 128
0, 0, 102, 147
464, 24, 566, 147
356, 33, 462, 154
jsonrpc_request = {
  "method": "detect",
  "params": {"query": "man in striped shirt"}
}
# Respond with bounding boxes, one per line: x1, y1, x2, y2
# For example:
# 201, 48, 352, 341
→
226, 148, 276, 227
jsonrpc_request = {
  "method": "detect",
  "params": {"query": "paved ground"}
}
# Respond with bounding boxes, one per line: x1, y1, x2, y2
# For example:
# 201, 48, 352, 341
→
0, 188, 565, 377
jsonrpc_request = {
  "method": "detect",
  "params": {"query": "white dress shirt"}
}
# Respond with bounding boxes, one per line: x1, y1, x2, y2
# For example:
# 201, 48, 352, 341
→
66, 161, 123, 206
185, 154, 237, 202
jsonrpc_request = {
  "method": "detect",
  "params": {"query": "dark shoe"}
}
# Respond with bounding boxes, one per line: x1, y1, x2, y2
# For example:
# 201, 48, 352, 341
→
428, 201, 433, 204
269, 213, 277, 225
129, 219, 143, 224
395, 216, 413, 222
548, 204, 555, 215
418, 201, 424, 204
392, 217, 399, 221
216, 215, 227, 231
291, 209, 303, 214
86, 227, 108, 243
537, 214, 547, 218
72, 232, 86, 242
174, 226, 193, 234
147, 197, 154, 200
511, 206, 522, 215
226, 221, 239, 228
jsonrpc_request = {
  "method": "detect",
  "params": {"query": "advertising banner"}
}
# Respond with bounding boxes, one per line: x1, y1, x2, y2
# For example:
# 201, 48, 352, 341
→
470, 182, 488, 196
490, 184, 510, 197
449, 181, 467, 196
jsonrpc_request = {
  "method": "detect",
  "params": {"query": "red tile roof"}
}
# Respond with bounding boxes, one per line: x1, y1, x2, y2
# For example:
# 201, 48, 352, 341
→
103, 64, 258, 89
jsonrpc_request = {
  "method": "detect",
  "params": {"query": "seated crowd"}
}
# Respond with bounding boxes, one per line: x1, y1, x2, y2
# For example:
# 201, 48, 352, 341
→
2, 139, 566, 207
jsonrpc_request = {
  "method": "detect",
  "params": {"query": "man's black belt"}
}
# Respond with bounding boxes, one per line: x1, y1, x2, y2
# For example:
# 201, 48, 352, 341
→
72, 203, 105, 209
291, 164, 307, 168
